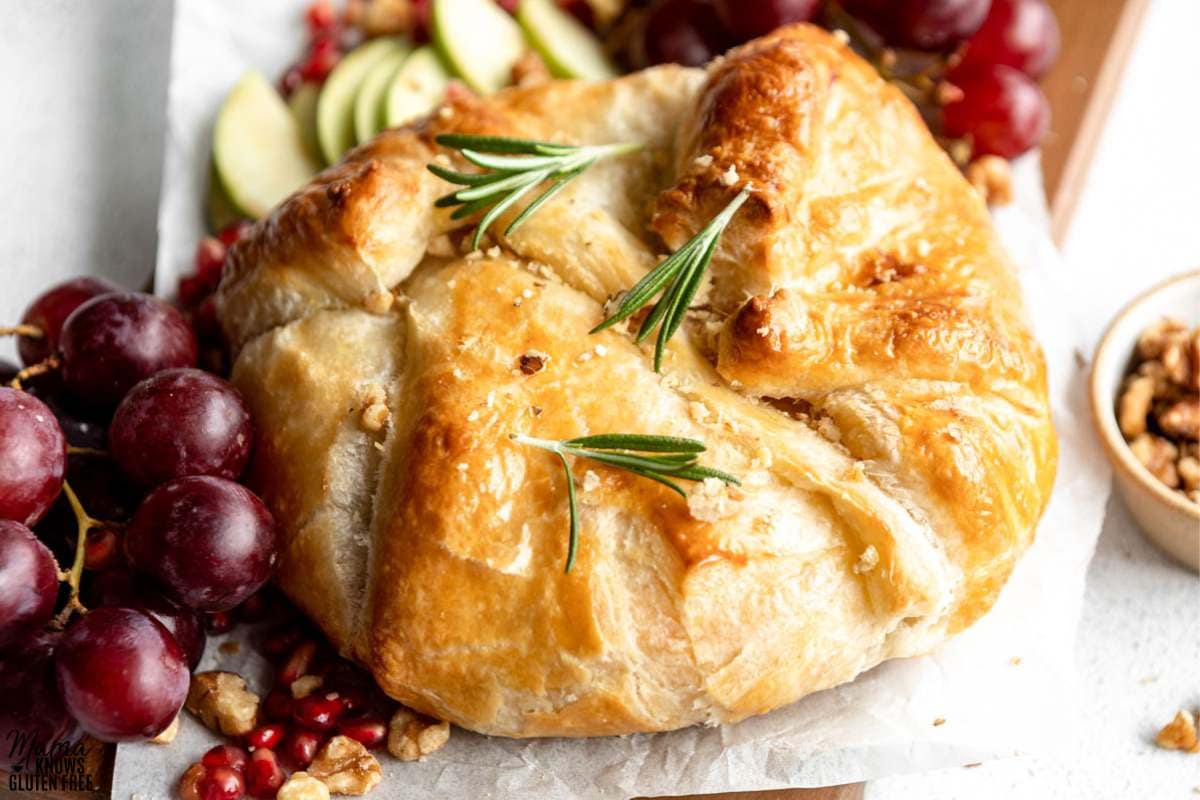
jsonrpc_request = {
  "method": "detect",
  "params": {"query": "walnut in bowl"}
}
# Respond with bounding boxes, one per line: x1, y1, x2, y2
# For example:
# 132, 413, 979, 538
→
1090, 271, 1200, 571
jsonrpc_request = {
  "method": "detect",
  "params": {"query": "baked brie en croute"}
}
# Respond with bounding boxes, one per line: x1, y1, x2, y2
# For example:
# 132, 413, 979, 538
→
216, 24, 1058, 738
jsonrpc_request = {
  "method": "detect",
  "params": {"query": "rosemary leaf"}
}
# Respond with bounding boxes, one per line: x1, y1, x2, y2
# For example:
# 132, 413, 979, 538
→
509, 432, 739, 573
429, 134, 640, 248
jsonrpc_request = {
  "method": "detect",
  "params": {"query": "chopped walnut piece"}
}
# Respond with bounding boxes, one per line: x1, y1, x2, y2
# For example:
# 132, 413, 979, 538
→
511, 51, 551, 86
345, 0, 411, 36
965, 155, 1013, 205
1162, 337, 1195, 388
185, 671, 259, 737
1178, 456, 1200, 492
1117, 374, 1156, 438
1129, 433, 1181, 488
277, 772, 332, 800
309, 736, 382, 795
388, 708, 451, 762
1156, 710, 1199, 753
291, 674, 324, 699
1137, 318, 1190, 361
361, 403, 390, 433
150, 715, 178, 744
1159, 399, 1200, 440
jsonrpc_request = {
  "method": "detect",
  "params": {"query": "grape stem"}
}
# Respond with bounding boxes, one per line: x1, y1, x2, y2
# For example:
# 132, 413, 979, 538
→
67, 445, 109, 458
8, 354, 61, 390
0, 324, 43, 338
52, 481, 104, 627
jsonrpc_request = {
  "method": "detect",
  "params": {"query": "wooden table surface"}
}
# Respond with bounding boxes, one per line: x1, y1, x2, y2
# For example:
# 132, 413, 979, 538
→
4, 1, 1144, 798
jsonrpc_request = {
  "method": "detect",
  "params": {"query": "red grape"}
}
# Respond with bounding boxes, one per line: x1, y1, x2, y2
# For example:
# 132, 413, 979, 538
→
54, 606, 189, 741
0, 632, 81, 770
0, 521, 59, 651
0, 387, 66, 525
640, 0, 730, 67
60, 292, 198, 410
943, 63, 1049, 158
715, 0, 820, 43
17, 277, 119, 367
845, 0, 990, 50
89, 571, 208, 671
125, 476, 278, 612
109, 369, 253, 488
958, 0, 1059, 78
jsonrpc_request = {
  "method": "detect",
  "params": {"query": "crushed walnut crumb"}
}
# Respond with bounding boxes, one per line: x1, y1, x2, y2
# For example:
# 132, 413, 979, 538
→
965, 155, 1013, 205
388, 708, 451, 762
1156, 709, 1199, 753
687, 477, 741, 522
853, 545, 879, 574
720, 165, 740, 187
290, 674, 324, 699
364, 289, 394, 315
149, 715, 178, 744
185, 671, 259, 737
1117, 318, 1200, 504
518, 350, 550, 375
309, 736, 382, 795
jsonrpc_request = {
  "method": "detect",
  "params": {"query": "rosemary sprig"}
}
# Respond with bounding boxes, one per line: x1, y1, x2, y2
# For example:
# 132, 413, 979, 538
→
428, 134, 641, 251
591, 185, 751, 372
509, 433, 740, 573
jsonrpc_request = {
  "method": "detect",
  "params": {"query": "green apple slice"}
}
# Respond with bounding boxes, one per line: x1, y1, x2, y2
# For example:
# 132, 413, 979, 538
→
288, 82, 322, 164
517, 0, 615, 80
316, 37, 407, 164
432, 0, 526, 94
384, 46, 450, 127
353, 46, 410, 144
213, 71, 319, 219
206, 162, 245, 233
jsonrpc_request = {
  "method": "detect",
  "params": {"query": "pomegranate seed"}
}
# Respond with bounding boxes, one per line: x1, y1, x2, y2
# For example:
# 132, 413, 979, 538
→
198, 766, 245, 800
191, 295, 222, 341
205, 611, 234, 634
261, 625, 303, 661
262, 688, 293, 722
235, 591, 270, 623
179, 763, 207, 800
280, 729, 323, 769
201, 744, 249, 773
217, 220, 252, 247
293, 694, 344, 731
83, 527, 121, 571
279, 66, 305, 97
245, 748, 285, 798
278, 640, 318, 685
306, 0, 338, 33
246, 723, 286, 750
299, 46, 339, 82
336, 717, 387, 749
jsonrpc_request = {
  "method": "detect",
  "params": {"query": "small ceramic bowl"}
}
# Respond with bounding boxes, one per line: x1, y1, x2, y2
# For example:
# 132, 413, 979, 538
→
1089, 269, 1200, 572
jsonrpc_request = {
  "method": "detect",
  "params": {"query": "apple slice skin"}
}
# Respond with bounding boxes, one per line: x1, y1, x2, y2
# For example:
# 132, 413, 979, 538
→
354, 47, 410, 145
517, 0, 616, 80
384, 47, 451, 128
288, 82, 322, 165
316, 37, 407, 165
213, 71, 319, 219
432, 0, 526, 94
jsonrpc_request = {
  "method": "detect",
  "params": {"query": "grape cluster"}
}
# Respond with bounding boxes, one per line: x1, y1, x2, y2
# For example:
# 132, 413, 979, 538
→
621, 0, 1058, 160
0, 223, 279, 759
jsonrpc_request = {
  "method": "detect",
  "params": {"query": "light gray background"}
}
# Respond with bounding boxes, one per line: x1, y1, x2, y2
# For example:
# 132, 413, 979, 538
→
1, 1, 1196, 798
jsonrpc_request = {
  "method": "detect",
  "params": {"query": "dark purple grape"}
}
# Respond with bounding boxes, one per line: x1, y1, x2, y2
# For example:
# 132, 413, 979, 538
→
0, 521, 59, 651
640, 0, 730, 66
0, 387, 67, 525
17, 277, 120, 367
59, 292, 198, 410
715, 0, 820, 43
958, 0, 1059, 78
55, 606, 189, 741
943, 63, 1049, 158
125, 476, 277, 612
0, 632, 81, 770
109, 368, 253, 489
844, 0, 990, 51
87, 571, 207, 671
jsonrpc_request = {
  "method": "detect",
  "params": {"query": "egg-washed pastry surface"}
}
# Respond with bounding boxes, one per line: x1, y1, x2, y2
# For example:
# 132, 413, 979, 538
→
217, 24, 1057, 737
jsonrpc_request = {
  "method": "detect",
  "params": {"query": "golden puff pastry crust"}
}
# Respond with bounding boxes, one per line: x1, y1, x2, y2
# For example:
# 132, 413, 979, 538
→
217, 24, 1057, 738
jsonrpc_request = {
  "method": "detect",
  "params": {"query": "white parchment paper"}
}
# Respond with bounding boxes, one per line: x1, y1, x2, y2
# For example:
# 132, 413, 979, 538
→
124, 1, 1112, 796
